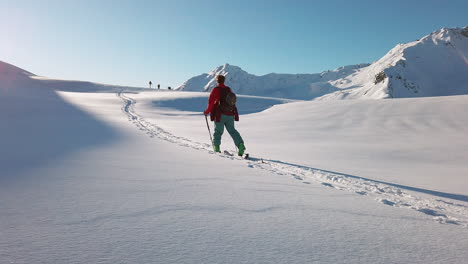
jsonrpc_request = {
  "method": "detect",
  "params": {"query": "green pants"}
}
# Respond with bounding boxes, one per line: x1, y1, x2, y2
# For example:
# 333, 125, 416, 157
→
213, 114, 244, 146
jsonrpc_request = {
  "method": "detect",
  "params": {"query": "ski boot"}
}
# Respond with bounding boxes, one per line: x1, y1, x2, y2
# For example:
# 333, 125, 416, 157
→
213, 145, 221, 153
237, 143, 246, 156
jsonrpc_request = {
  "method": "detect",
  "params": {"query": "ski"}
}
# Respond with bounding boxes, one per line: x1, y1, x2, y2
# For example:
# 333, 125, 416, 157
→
219, 150, 264, 163
225, 150, 249, 159
244, 154, 266, 163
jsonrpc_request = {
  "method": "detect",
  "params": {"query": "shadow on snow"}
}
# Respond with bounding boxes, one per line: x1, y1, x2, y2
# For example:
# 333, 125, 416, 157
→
0, 78, 121, 180
152, 96, 288, 115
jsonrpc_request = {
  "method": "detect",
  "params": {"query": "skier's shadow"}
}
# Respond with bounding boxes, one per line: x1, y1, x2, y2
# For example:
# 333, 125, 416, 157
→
265, 159, 468, 203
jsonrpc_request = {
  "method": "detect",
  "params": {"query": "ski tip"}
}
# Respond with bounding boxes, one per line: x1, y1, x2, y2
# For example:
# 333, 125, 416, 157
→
223, 150, 234, 156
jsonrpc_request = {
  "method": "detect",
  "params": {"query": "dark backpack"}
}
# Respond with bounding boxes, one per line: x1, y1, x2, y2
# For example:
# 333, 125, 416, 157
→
217, 86, 237, 113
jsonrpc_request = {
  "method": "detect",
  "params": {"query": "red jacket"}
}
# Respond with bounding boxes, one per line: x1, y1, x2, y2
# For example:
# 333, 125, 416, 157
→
204, 84, 239, 122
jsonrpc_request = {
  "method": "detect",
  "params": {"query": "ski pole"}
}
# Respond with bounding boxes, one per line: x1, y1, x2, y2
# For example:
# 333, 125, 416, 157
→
204, 114, 214, 147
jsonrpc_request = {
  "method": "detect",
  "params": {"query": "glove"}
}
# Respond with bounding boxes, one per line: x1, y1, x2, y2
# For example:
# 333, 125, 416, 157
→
203, 110, 209, 115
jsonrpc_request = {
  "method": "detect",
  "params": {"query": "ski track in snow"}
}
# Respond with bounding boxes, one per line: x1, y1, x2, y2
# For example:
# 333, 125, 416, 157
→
118, 91, 468, 228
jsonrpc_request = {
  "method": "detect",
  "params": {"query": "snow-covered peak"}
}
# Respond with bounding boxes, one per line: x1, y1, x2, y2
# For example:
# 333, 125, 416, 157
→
178, 26, 468, 100
422, 27, 468, 44
176, 63, 368, 99
176, 63, 253, 93
201, 63, 252, 92
316, 26, 468, 100
208, 63, 246, 76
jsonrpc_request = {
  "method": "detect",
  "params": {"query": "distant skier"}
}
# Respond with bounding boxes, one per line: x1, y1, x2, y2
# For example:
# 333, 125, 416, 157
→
149, 81, 152, 89
168, 86, 172, 90
203, 75, 246, 156
157, 84, 160, 89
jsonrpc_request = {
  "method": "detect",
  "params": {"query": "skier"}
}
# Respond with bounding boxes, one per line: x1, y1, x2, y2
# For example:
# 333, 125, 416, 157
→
203, 75, 246, 156
157, 84, 160, 89
149, 81, 152, 89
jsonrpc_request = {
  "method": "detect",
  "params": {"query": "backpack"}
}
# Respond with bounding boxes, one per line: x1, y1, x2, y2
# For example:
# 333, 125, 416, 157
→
217, 86, 237, 113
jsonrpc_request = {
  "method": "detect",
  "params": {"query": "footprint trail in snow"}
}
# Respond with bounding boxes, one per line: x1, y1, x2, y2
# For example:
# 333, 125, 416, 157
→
118, 91, 468, 228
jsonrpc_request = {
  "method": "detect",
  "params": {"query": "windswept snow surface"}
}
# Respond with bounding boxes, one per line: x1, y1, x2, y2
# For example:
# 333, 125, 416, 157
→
2, 59, 468, 263
130, 92, 468, 220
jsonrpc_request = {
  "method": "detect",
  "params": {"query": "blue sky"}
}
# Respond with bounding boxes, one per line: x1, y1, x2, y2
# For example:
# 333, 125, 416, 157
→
1, 0, 467, 88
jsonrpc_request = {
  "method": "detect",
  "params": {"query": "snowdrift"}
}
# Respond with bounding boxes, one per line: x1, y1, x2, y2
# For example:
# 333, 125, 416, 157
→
177, 26, 468, 100
0, 60, 146, 94
0, 61, 124, 177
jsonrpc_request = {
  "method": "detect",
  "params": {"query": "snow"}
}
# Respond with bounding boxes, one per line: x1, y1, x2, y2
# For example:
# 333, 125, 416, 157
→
177, 27, 468, 101
2, 31, 468, 264
129, 91, 468, 223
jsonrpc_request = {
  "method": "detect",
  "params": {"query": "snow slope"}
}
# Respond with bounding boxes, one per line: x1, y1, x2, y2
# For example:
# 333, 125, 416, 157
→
130, 91, 468, 215
0, 60, 154, 179
0, 60, 147, 94
2, 60, 468, 263
177, 26, 468, 100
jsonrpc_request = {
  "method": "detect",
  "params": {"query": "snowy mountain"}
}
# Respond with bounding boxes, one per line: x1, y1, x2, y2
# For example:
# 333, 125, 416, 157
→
177, 26, 468, 100
318, 26, 468, 100
176, 63, 370, 100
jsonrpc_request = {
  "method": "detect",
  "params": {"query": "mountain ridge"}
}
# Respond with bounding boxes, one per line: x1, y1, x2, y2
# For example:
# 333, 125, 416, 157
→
177, 26, 468, 100
177, 62, 370, 99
